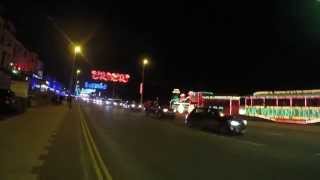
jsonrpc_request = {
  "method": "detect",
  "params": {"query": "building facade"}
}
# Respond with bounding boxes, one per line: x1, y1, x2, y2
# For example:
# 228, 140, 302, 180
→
0, 16, 42, 75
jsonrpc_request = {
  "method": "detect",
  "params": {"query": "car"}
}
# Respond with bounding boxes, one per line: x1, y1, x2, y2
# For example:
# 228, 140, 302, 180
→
105, 98, 122, 107
129, 101, 143, 111
145, 104, 175, 119
185, 107, 247, 135
0, 89, 16, 113
157, 105, 176, 119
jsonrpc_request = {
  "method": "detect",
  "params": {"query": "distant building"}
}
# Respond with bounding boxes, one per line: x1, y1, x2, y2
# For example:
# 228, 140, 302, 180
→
0, 16, 43, 75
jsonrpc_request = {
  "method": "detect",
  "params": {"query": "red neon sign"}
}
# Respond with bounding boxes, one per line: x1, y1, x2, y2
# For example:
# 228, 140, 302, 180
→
91, 70, 130, 83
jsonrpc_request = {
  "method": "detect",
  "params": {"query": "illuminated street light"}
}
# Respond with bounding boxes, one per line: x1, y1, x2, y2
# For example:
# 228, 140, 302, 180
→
140, 58, 149, 105
68, 45, 82, 105
143, 58, 149, 66
74, 46, 81, 54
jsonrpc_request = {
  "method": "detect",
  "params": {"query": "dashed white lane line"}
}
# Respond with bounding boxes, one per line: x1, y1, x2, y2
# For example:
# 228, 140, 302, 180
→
238, 140, 266, 147
314, 153, 320, 156
264, 132, 283, 137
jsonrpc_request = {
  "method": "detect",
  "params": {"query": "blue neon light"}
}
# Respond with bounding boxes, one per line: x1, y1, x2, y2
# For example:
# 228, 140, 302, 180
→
84, 82, 107, 90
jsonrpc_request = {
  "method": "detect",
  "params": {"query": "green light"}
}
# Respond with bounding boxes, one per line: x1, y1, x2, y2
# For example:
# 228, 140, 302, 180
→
245, 106, 320, 120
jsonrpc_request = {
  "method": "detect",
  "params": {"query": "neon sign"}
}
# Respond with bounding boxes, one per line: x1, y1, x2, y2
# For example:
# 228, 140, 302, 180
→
91, 70, 130, 83
84, 82, 108, 90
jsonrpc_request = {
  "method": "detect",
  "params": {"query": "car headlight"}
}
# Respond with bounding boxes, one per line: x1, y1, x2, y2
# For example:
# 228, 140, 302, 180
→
131, 104, 136, 108
113, 102, 118, 106
138, 104, 142, 108
230, 120, 240, 126
219, 112, 225, 117
243, 120, 247, 126
163, 108, 168, 113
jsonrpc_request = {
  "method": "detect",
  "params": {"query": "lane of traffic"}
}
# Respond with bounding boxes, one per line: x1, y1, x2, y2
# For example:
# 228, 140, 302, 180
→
82, 103, 319, 180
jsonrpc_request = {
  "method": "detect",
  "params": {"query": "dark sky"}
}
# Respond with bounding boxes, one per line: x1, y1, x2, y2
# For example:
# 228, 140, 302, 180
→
2, 0, 320, 99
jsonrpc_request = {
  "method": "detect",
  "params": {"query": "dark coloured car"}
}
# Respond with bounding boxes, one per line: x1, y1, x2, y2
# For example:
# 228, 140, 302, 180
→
0, 89, 16, 113
145, 105, 175, 119
185, 108, 247, 135
157, 105, 176, 119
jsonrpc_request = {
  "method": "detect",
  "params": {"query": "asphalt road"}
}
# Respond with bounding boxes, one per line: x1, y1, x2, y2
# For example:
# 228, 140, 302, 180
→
0, 103, 320, 180
81, 103, 320, 180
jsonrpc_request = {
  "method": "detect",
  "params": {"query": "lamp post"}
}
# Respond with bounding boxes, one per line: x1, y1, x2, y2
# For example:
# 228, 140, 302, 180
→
140, 58, 149, 105
68, 45, 81, 97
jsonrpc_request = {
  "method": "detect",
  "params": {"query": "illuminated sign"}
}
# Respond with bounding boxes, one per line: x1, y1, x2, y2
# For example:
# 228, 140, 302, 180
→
91, 70, 130, 83
84, 82, 107, 90
80, 88, 96, 94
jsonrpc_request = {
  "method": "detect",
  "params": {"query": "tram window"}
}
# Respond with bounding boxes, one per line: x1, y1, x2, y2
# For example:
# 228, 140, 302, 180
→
292, 98, 305, 107
253, 99, 264, 106
307, 98, 320, 107
278, 99, 290, 106
265, 98, 276, 106
240, 98, 246, 106
246, 99, 252, 106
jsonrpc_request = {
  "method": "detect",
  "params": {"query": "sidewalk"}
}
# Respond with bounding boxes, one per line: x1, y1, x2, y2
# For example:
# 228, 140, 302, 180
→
0, 104, 87, 180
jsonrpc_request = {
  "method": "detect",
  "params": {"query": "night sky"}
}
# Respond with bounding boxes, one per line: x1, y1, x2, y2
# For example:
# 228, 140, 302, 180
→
2, 1, 320, 100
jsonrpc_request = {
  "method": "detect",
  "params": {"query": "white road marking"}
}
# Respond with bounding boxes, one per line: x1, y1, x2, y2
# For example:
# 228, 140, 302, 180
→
235, 139, 266, 147
314, 153, 320, 156
265, 132, 283, 136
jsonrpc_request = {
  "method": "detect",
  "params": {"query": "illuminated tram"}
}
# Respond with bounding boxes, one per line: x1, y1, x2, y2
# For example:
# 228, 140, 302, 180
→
240, 90, 320, 124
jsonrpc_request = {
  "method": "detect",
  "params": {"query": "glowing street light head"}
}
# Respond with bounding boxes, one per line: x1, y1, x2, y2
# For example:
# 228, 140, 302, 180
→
143, 58, 149, 66
76, 69, 81, 74
74, 46, 81, 54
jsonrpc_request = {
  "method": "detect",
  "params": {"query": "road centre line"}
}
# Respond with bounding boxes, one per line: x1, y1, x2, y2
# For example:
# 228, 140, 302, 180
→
79, 106, 113, 180
80, 116, 103, 180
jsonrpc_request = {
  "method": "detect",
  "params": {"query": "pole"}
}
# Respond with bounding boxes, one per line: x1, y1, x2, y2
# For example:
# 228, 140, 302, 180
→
140, 65, 145, 105
68, 53, 76, 108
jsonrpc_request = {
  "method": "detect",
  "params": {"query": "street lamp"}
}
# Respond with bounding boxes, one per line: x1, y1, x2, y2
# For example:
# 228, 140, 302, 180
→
74, 46, 81, 54
68, 45, 82, 99
143, 59, 149, 66
140, 58, 149, 105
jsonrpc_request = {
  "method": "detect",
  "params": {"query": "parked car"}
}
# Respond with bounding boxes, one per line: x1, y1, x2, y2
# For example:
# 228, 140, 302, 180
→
0, 89, 16, 113
185, 107, 247, 135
